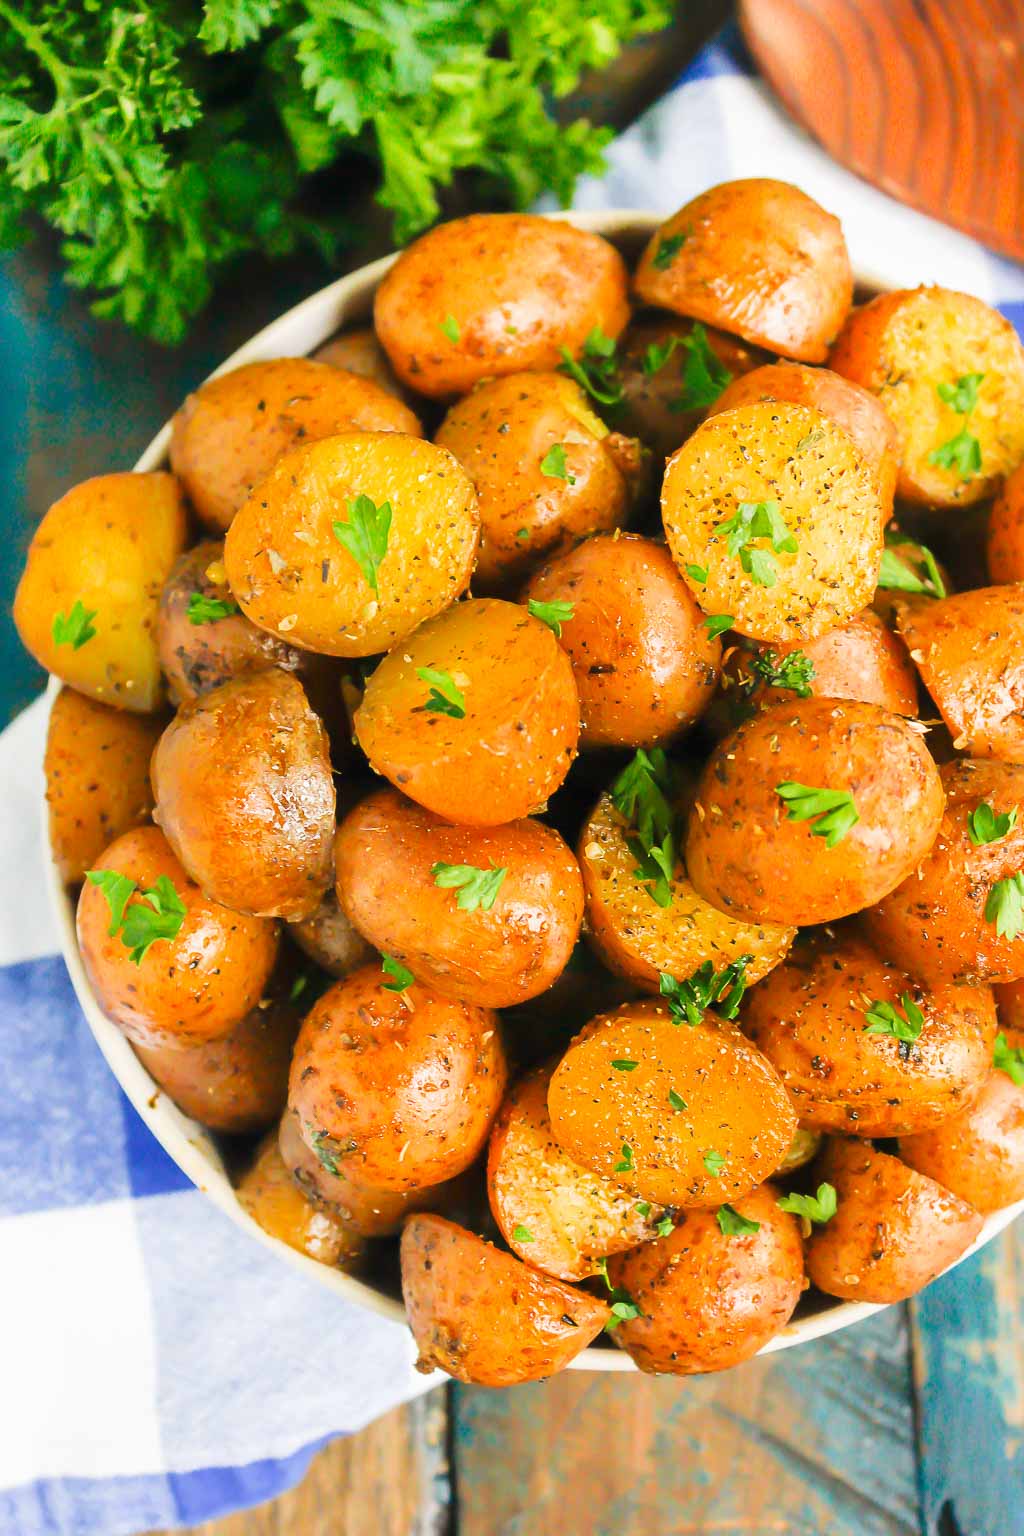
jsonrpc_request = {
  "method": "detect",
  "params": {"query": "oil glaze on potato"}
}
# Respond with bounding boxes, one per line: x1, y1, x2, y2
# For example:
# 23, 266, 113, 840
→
237, 1130, 366, 1268
45, 687, 164, 883
804, 1140, 983, 1303
607, 1184, 805, 1374
742, 930, 996, 1136
547, 1000, 796, 1208
401, 1215, 609, 1385
522, 534, 721, 748
152, 671, 335, 922
685, 698, 944, 927
578, 792, 794, 992
374, 214, 630, 399
76, 825, 279, 1048
863, 759, 1024, 985
355, 599, 579, 825
287, 965, 506, 1192
170, 358, 422, 532
661, 403, 883, 643
487, 1061, 666, 1280
14, 472, 187, 712
634, 180, 852, 363
899, 1070, 1024, 1215
335, 789, 583, 1008
224, 432, 479, 658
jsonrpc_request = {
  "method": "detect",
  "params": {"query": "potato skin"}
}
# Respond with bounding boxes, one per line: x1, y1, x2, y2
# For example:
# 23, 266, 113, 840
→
899, 1071, 1024, 1214
374, 214, 630, 399
313, 327, 412, 404
487, 1061, 666, 1281
237, 1130, 366, 1268
863, 759, 1024, 985
829, 287, 1024, 506
287, 965, 506, 1192
896, 585, 1024, 759
287, 889, 374, 980
76, 825, 279, 1048
355, 598, 579, 825
151, 671, 335, 922
579, 791, 794, 992
45, 688, 165, 883
170, 358, 421, 532
335, 789, 583, 1009
987, 463, 1024, 583
708, 363, 898, 518
14, 472, 187, 713
435, 373, 633, 592
547, 999, 796, 1208
400, 1215, 610, 1385
607, 1184, 805, 1374
742, 929, 996, 1136
522, 534, 721, 748
634, 180, 852, 363
661, 402, 883, 643
804, 1140, 983, 1303
224, 431, 479, 659
685, 698, 945, 927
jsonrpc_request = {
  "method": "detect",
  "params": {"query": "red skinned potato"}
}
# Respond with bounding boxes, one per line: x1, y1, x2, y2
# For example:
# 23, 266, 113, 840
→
804, 1140, 983, 1303
335, 789, 583, 1009
76, 825, 279, 1049
313, 327, 412, 404
401, 1215, 609, 1385
863, 759, 1024, 986
238, 1130, 366, 1269
606, 1184, 805, 1374
685, 698, 945, 927
633, 180, 852, 363
354, 599, 579, 825
522, 534, 721, 748
374, 214, 630, 399
899, 1068, 1024, 1215
170, 358, 422, 532
151, 671, 335, 922
742, 929, 996, 1136
287, 890, 374, 980
987, 463, 1024, 583
287, 964, 506, 1192
895, 585, 1024, 759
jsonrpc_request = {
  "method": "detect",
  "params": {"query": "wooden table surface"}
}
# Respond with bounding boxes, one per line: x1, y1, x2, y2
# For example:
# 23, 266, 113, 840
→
5, 7, 1023, 1533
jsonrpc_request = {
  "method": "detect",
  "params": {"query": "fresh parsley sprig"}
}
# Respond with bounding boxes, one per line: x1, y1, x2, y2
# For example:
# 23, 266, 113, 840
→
595, 1257, 642, 1332
188, 591, 239, 624
777, 1183, 837, 1226
431, 862, 507, 912
717, 499, 797, 589
929, 373, 985, 481
775, 783, 859, 847
863, 993, 925, 1057
985, 873, 1024, 941
416, 667, 466, 719
968, 802, 1018, 847
659, 955, 752, 1026
559, 327, 624, 408
85, 869, 186, 965
610, 748, 679, 908
748, 648, 815, 698
672, 323, 733, 411
333, 494, 391, 593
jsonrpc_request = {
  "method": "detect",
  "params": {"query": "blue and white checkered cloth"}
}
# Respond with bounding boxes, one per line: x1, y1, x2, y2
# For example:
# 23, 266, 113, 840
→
5, 23, 1024, 1536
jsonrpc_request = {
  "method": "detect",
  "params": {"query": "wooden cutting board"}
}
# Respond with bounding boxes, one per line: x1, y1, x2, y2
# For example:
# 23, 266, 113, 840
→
739, 0, 1024, 263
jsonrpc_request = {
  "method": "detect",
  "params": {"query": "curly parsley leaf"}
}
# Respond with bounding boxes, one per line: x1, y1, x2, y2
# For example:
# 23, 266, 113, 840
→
671, 323, 733, 411
416, 667, 466, 719
659, 955, 752, 1026
777, 1182, 837, 1225
775, 782, 859, 848
52, 600, 98, 650
994, 1031, 1024, 1087
86, 869, 185, 965
968, 802, 1018, 847
528, 597, 575, 637
985, 873, 1024, 940
716, 1203, 760, 1236
559, 327, 623, 407
431, 862, 507, 912
188, 591, 239, 624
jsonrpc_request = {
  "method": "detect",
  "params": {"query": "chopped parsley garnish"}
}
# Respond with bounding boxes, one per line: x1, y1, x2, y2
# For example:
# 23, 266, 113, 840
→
431, 862, 507, 912
929, 373, 985, 481
611, 748, 679, 909
703, 1148, 725, 1177
655, 1214, 674, 1237
332, 493, 392, 593
381, 954, 415, 992
440, 314, 460, 344
937, 372, 984, 414
85, 869, 185, 966
672, 322, 733, 411
749, 648, 815, 698
985, 873, 1024, 941
614, 1143, 635, 1173
528, 597, 575, 637
559, 327, 623, 408
512, 1224, 534, 1243
612, 1059, 639, 1072
863, 993, 925, 1052
667, 1087, 686, 1112
539, 443, 575, 482
878, 530, 946, 598
642, 336, 683, 375
775, 783, 859, 847
716, 1204, 760, 1236
635, 1201, 651, 1218
685, 562, 708, 583
968, 802, 1018, 847
416, 667, 466, 719
595, 1258, 643, 1331
652, 231, 687, 270
187, 591, 239, 624
659, 955, 752, 1026
52, 599, 97, 650
703, 613, 733, 640
311, 1130, 341, 1176
626, 834, 675, 909
777, 1183, 838, 1225
993, 1031, 1024, 1086
289, 974, 309, 1003
717, 499, 797, 589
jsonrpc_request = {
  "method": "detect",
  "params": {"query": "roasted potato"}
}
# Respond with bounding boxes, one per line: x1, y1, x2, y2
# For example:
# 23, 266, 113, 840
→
77, 825, 279, 1048
547, 999, 796, 1208
578, 791, 794, 991
987, 463, 1024, 583
899, 1067, 1024, 1215
237, 1130, 366, 1268
661, 402, 883, 643
14, 472, 187, 712
685, 698, 945, 927
633, 180, 852, 363
863, 759, 1024, 985
606, 1184, 805, 1374
287, 964, 506, 1192
435, 373, 636, 591
776, 1126, 823, 1177
522, 533, 721, 748
334, 788, 583, 1009
354, 598, 579, 825
804, 1139, 983, 1303
151, 671, 335, 922
170, 358, 422, 532
487, 1061, 666, 1280
374, 214, 630, 399
742, 929, 996, 1136
895, 585, 1024, 759
401, 1214, 610, 1385
313, 327, 412, 403
829, 287, 1024, 506
45, 687, 165, 883
287, 889, 374, 980
224, 431, 479, 659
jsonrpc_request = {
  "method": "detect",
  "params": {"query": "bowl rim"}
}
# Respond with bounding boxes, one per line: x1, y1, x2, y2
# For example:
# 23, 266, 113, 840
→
46, 206, 1024, 1372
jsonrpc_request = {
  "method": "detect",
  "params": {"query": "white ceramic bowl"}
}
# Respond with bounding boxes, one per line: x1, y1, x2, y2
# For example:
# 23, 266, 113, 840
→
46, 210, 1024, 1370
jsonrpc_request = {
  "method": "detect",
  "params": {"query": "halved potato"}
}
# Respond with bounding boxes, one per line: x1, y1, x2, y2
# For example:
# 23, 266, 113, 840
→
237, 1129, 366, 1269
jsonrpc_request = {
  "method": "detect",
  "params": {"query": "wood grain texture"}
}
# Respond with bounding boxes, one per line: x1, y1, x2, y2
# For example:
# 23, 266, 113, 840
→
739, 0, 1024, 262
453, 1309, 920, 1536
